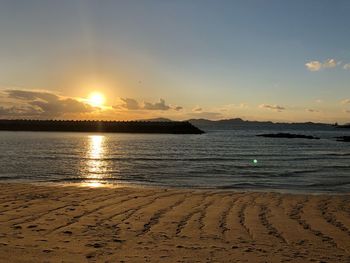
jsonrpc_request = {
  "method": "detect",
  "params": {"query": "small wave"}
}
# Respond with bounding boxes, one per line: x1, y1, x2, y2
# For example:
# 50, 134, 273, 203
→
30, 156, 262, 162
216, 183, 283, 190
0, 176, 15, 180
324, 153, 350, 157
289, 169, 320, 175
306, 181, 350, 188
28, 153, 350, 163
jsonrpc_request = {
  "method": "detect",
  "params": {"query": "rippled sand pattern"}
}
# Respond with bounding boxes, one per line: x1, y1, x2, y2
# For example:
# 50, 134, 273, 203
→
0, 183, 350, 262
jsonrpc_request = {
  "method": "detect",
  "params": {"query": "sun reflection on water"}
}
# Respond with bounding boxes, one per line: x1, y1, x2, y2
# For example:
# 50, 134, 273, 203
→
80, 181, 105, 188
83, 135, 108, 187
89, 135, 104, 159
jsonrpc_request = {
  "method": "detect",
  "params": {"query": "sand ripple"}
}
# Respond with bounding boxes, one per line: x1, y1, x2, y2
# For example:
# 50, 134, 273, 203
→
0, 183, 349, 262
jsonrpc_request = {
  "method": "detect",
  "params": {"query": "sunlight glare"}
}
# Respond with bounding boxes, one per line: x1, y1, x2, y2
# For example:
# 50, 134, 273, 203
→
89, 135, 103, 159
81, 135, 109, 187
88, 92, 105, 107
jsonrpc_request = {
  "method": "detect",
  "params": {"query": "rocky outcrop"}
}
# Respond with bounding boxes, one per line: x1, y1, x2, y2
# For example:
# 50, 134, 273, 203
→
335, 136, 350, 142
256, 133, 320, 140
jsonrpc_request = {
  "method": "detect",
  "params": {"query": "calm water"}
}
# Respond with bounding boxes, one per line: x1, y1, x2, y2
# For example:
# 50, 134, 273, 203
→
0, 128, 349, 193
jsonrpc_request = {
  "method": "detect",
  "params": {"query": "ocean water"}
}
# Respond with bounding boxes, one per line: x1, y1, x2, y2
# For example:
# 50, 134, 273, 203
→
0, 128, 349, 193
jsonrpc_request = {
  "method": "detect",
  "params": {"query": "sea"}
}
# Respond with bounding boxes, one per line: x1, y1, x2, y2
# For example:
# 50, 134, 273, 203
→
0, 127, 349, 193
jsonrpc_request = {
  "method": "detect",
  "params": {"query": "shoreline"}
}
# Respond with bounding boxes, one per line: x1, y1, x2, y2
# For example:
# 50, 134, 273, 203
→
1, 180, 348, 195
0, 183, 350, 262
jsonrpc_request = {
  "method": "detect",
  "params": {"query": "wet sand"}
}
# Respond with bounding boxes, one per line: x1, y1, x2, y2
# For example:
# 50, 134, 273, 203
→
0, 183, 349, 262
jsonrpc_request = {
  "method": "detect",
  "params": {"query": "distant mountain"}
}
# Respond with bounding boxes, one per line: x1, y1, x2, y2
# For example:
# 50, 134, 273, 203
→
137, 118, 174, 122
337, 123, 350, 128
137, 117, 335, 130
186, 118, 333, 130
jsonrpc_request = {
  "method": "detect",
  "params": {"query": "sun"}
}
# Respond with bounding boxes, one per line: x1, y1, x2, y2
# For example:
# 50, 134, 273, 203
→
88, 92, 105, 107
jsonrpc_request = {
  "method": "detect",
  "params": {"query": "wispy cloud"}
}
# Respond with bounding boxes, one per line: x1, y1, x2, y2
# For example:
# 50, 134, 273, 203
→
259, 104, 286, 112
343, 64, 350, 70
323, 58, 338, 68
115, 98, 179, 111
118, 98, 141, 110
174, 106, 183, 111
192, 106, 202, 112
305, 58, 339, 71
143, 99, 170, 111
305, 61, 322, 71
219, 103, 248, 112
0, 105, 41, 117
306, 108, 319, 113
341, 99, 350, 105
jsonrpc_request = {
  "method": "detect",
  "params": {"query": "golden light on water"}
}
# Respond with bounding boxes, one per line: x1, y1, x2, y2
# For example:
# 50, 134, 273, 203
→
87, 92, 105, 107
80, 181, 105, 188
84, 135, 108, 187
89, 135, 104, 159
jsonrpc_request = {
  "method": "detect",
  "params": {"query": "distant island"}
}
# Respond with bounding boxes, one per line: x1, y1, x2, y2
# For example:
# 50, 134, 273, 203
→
337, 123, 350, 129
0, 119, 204, 134
186, 118, 335, 130
140, 117, 338, 130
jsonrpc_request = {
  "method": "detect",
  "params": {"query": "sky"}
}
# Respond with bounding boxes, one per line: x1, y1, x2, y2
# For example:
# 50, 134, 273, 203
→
0, 0, 350, 123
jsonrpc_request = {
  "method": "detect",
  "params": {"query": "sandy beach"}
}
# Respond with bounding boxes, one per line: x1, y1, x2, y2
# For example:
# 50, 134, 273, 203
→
0, 183, 349, 262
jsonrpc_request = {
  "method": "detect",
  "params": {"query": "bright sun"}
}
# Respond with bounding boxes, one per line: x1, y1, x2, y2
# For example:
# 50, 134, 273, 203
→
88, 92, 105, 107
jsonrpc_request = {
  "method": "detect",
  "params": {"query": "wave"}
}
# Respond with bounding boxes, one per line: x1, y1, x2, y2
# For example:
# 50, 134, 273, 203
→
306, 181, 350, 188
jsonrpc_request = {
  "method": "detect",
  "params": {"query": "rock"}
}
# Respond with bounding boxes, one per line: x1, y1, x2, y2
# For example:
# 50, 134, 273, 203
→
335, 136, 350, 142
256, 133, 320, 140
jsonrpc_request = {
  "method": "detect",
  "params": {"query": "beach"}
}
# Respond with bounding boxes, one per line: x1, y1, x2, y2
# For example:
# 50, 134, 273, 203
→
0, 183, 349, 262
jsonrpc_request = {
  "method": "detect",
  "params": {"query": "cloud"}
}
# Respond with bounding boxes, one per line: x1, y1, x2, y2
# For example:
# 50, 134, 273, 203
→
259, 104, 286, 112
115, 98, 178, 111
305, 58, 339, 71
343, 64, 350, 70
323, 58, 338, 68
315, 99, 323, 103
118, 98, 141, 110
306, 108, 319, 113
192, 106, 202, 112
219, 103, 248, 112
143, 99, 170, 111
341, 99, 350, 105
174, 106, 183, 111
0, 106, 41, 116
6, 89, 58, 102
305, 61, 322, 71
0, 89, 94, 118
238, 103, 248, 109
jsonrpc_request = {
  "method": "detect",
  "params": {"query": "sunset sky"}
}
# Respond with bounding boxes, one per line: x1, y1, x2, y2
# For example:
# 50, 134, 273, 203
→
0, 0, 350, 123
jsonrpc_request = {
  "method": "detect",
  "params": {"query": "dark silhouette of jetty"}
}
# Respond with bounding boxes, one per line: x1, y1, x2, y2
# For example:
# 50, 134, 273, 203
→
256, 133, 320, 140
0, 119, 204, 134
